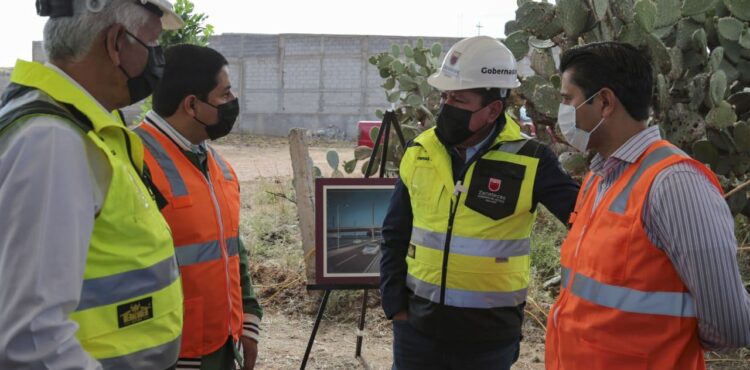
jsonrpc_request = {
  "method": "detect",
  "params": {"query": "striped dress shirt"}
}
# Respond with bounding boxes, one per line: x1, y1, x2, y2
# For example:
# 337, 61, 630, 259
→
587, 125, 750, 350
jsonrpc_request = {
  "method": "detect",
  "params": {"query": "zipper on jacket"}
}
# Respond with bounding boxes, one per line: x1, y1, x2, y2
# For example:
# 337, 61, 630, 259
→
439, 182, 463, 305
437, 142, 497, 305
201, 171, 235, 335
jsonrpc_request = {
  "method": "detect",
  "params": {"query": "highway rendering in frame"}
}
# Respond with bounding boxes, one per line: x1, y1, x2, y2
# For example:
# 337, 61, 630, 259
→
314, 178, 396, 286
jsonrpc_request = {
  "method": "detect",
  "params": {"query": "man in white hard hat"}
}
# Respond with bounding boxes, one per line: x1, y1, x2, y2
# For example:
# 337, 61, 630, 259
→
0, 1, 184, 369
379, 35, 579, 369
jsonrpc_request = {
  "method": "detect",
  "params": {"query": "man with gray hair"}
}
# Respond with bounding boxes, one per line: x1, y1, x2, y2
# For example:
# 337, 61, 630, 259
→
0, 1, 185, 369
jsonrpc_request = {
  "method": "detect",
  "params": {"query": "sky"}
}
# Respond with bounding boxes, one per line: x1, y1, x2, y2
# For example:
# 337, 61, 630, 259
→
0, 0, 518, 68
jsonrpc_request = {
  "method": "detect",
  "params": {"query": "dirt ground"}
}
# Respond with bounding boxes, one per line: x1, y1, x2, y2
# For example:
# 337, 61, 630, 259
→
211, 134, 749, 370
213, 136, 354, 181
252, 311, 546, 370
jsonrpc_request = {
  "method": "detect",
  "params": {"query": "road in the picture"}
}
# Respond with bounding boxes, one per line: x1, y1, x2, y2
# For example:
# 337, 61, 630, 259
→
326, 235, 382, 274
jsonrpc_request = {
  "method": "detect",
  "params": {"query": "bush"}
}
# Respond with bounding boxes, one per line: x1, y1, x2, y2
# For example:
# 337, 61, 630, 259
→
241, 177, 300, 267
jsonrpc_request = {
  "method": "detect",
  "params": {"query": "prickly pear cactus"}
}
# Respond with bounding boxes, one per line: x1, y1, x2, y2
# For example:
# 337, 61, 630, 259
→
503, 0, 750, 214
340, 38, 443, 177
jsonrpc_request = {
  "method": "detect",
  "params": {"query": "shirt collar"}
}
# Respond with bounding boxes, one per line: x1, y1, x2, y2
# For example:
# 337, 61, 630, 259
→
146, 110, 206, 154
461, 125, 499, 163
44, 63, 114, 120
590, 125, 662, 175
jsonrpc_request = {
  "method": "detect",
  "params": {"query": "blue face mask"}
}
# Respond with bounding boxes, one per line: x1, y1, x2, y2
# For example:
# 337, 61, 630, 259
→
557, 90, 604, 152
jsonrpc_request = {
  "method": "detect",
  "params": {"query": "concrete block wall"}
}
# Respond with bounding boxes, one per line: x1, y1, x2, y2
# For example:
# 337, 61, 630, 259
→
22, 34, 543, 138
209, 33, 462, 138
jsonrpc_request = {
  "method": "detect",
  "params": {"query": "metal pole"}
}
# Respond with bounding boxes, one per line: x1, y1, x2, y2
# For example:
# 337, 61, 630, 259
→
355, 289, 369, 358
379, 117, 391, 178
364, 111, 389, 179
300, 290, 331, 370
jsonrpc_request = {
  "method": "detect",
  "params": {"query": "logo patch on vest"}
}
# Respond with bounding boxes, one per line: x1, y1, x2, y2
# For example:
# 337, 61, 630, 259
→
488, 178, 502, 192
117, 297, 154, 328
449, 51, 462, 66
407, 244, 416, 258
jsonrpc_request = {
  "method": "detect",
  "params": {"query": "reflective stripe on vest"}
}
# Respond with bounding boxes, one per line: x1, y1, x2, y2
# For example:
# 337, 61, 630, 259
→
411, 227, 530, 258
226, 237, 239, 256
98, 335, 181, 369
609, 146, 686, 214
175, 237, 241, 266
581, 173, 597, 200
77, 255, 179, 311
406, 274, 527, 308
208, 146, 234, 181
135, 126, 189, 197
562, 266, 697, 317
561, 264, 572, 288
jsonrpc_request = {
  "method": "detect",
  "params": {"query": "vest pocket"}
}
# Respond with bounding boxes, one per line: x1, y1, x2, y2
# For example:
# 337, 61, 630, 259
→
410, 166, 443, 213
171, 195, 193, 209
465, 160, 525, 220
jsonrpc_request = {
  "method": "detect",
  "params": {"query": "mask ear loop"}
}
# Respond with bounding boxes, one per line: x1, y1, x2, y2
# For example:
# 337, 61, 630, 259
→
104, 27, 132, 79
589, 117, 606, 134
575, 90, 602, 110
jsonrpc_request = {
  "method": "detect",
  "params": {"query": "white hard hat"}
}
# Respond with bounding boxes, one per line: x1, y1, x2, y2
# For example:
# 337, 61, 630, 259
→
428, 35, 521, 91
137, 0, 184, 30
36, 0, 184, 30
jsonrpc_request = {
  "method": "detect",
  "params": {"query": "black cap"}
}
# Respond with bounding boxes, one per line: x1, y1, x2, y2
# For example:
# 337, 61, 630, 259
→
36, 0, 73, 17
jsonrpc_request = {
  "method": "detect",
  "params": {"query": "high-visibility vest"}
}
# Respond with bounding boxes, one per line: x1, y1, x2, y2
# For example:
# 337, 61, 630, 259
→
546, 140, 714, 370
1, 60, 183, 369
399, 116, 538, 340
134, 121, 244, 357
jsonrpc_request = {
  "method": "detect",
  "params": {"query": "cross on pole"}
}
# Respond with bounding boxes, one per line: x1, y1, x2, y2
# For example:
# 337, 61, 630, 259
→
476, 22, 483, 35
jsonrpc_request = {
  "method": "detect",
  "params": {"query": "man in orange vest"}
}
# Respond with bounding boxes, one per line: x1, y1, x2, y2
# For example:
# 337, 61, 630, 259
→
546, 41, 750, 369
134, 44, 263, 370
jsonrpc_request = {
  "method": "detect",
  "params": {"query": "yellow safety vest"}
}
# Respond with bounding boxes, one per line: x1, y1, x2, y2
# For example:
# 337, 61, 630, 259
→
3, 61, 183, 369
400, 116, 537, 310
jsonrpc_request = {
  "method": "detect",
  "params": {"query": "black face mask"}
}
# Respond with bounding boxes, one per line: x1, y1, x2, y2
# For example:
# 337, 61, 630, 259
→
435, 103, 484, 147
194, 98, 240, 140
118, 30, 165, 105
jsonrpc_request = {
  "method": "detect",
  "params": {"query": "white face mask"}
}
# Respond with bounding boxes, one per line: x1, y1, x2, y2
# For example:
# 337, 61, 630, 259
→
558, 91, 605, 152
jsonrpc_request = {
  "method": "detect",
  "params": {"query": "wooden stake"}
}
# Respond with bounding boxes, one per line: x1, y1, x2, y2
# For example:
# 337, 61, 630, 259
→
289, 128, 317, 283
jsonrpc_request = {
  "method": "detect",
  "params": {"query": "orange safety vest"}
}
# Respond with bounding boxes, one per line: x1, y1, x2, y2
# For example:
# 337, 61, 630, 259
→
134, 121, 244, 358
545, 140, 717, 370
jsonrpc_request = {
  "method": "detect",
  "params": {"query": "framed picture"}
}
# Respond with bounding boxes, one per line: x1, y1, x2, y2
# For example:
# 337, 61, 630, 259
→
314, 177, 397, 287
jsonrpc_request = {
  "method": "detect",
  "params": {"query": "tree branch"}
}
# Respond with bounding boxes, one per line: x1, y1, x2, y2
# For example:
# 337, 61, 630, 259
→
724, 179, 750, 199
265, 191, 296, 204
